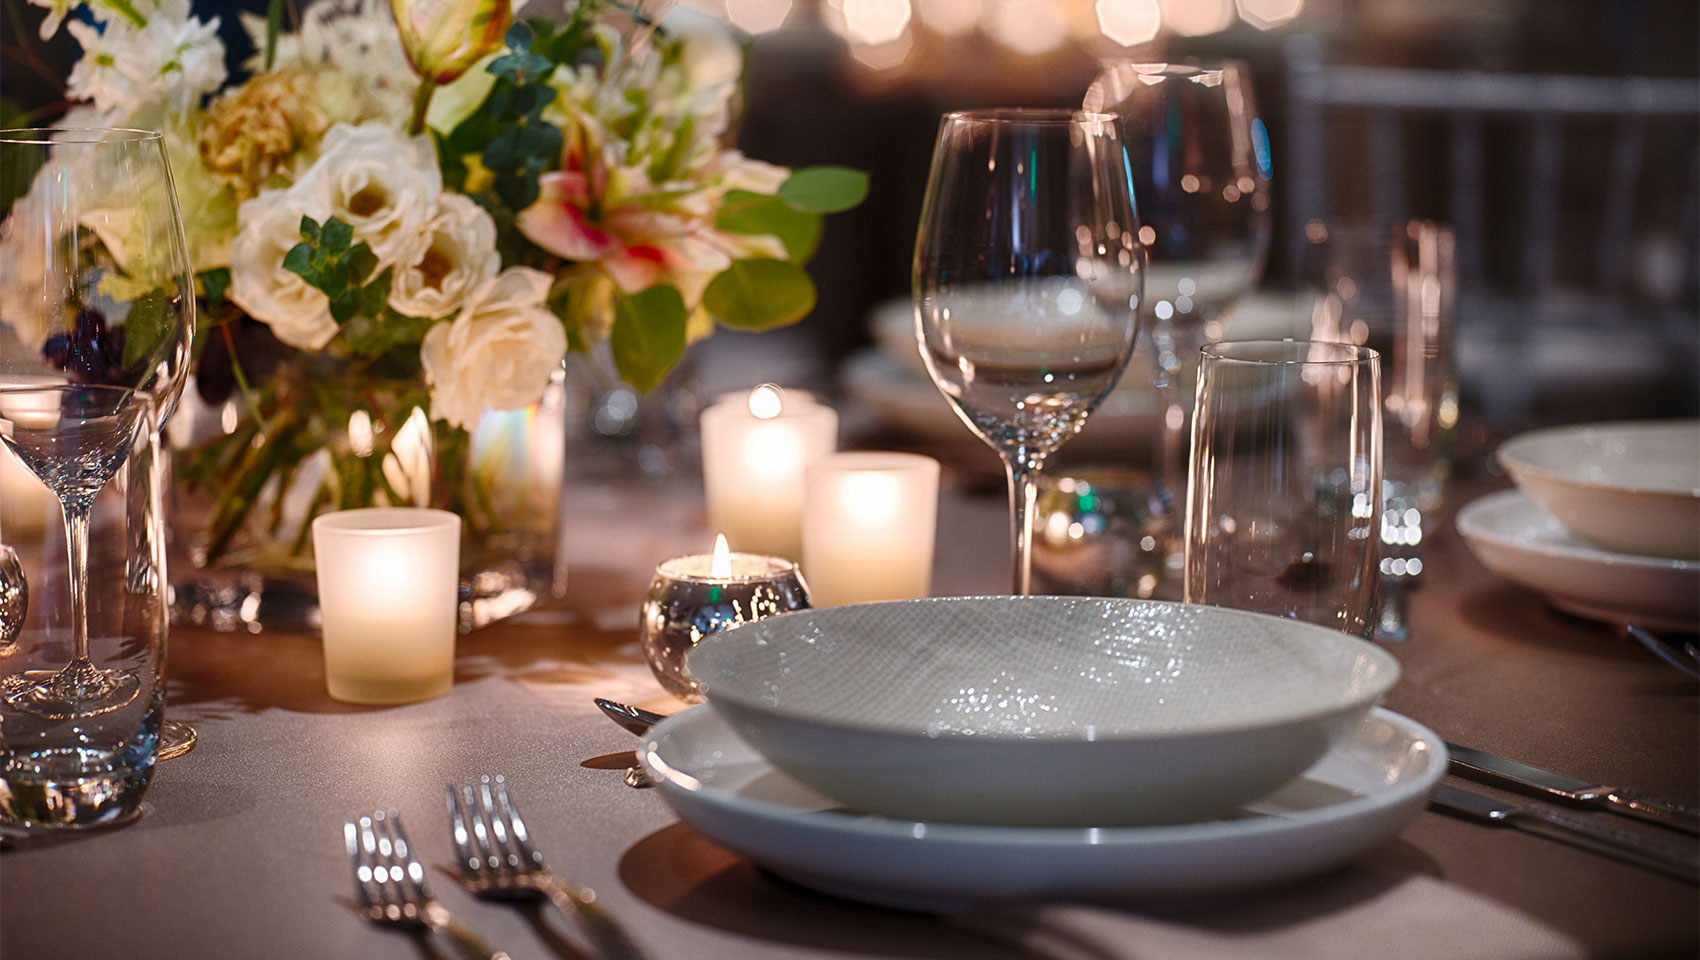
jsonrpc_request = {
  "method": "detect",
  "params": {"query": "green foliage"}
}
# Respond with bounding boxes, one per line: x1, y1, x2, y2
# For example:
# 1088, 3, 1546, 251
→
120, 288, 170, 368
198, 267, 232, 310
611, 285, 687, 392
779, 167, 870, 214
263, 0, 284, 71
283, 215, 380, 325
716, 190, 823, 264
440, 22, 564, 212
703, 259, 815, 331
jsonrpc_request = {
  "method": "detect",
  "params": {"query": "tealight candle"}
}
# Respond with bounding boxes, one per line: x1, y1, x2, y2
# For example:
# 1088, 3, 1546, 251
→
312, 508, 461, 704
802, 452, 940, 607
640, 534, 811, 701
700, 384, 837, 560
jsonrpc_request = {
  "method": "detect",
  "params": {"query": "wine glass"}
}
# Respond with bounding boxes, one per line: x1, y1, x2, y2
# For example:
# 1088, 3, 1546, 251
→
914, 110, 1143, 594
1, 129, 195, 751
1084, 62, 1272, 585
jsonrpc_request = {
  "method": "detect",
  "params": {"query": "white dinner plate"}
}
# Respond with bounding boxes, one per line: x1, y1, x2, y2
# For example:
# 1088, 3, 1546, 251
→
641, 705, 1445, 912
1456, 489, 1700, 632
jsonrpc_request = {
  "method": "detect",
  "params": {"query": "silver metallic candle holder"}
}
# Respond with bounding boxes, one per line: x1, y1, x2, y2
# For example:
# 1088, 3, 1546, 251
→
640, 551, 810, 701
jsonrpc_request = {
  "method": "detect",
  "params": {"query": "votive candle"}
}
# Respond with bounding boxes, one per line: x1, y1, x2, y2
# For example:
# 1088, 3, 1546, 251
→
700, 384, 837, 560
312, 508, 461, 704
802, 452, 940, 607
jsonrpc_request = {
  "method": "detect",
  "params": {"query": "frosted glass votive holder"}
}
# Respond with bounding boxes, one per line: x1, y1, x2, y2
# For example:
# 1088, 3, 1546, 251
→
803, 452, 941, 607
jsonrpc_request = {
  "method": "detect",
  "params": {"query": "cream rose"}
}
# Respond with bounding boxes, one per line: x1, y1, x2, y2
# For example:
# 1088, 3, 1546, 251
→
227, 189, 338, 351
388, 194, 500, 319
289, 123, 440, 267
421, 268, 567, 430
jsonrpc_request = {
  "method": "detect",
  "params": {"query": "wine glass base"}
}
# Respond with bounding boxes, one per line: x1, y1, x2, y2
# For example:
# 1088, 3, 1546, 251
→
158, 720, 197, 761
2, 662, 140, 719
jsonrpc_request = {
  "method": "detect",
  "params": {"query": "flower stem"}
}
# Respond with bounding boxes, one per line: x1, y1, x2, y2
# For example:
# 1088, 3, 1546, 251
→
408, 80, 437, 137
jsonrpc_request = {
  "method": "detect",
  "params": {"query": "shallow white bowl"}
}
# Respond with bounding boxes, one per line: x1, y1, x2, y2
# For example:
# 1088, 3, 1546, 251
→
641, 705, 1444, 911
1498, 420, 1700, 560
1457, 489, 1700, 632
688, 597, 1399, 827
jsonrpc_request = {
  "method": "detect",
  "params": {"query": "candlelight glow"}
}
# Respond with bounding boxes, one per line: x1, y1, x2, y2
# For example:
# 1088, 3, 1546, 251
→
842, 0, 913, 44
1097, 0, 1161, 45
725, 0, 794, 33
915, 0, 982, 35
748, 383, 784, 419
1158, 0, 1234, 36
1236, 0, 1302, 30
711, 534, 732, 577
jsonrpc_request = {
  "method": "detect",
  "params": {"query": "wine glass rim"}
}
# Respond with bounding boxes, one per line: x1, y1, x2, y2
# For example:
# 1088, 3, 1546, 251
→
0, 127, 163, 145
1201, 340, 1380, 366
943, 108, 1118, 126
0, 381, 155, 399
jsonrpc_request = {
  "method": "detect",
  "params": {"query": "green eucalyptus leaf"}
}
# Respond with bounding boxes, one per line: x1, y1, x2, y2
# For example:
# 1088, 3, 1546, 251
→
716, 190, 823, 264
198, 267, 232, 309
281, 242, 314, 281
703, 259, 816, 330
322, 217, 354, 253
611, 286, 687, 393
297, 215, 321, 243
778, 166, 869, 214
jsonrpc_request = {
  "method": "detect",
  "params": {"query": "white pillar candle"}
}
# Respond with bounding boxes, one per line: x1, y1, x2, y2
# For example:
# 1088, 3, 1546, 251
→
312, 508, 461, 705
701, 385, 837, 561
802, 452, 940, 607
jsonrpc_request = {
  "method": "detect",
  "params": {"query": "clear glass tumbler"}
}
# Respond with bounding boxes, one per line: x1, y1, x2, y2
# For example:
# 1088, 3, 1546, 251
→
1184, 341, 1383, 637
0, 388, 164, 832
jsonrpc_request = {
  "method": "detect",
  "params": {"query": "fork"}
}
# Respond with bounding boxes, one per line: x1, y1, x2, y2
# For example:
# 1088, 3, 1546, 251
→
448, 775, 649, 960
345, 809, 511, 960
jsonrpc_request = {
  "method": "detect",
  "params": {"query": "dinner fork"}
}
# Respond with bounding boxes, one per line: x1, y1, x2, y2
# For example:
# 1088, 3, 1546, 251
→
448, 775, 649, 960
345, 809, 510, 960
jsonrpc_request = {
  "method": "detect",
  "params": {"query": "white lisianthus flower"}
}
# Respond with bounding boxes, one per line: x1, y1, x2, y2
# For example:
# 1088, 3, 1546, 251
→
389, 194, 500, 319
660, 5, 744, 92
290, 123, 441, 267
228, 190, 339, 351
420, 268, 568, 430
66, 6, 225, 120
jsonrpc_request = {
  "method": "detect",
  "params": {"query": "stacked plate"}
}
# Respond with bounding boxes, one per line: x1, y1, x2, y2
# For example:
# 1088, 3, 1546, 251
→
640, 596, 1444, 910
1458, 420, 1700, 632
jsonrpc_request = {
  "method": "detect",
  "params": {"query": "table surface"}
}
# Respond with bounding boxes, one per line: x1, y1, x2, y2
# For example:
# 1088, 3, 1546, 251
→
3, 475, 1696, 960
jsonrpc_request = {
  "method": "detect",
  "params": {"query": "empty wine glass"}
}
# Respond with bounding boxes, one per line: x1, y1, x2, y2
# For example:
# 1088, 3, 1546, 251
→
1, 128, 195, 752
1184, 341, 1383, 638
0, 384, 150, 717
914, 109, 1143, 594
1085, 62, 1272, 585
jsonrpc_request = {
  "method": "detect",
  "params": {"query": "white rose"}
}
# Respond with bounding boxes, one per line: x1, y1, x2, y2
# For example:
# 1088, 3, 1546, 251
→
227, 190, 338, 351
289, 123, 441, 267
421, 268, 567, 430
388, 194, 500, 319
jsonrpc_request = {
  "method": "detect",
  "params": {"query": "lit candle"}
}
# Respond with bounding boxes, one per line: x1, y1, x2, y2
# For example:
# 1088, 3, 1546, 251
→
700, 384, 837, 560
312, 508, 461, 704
640, 533, 811, 701
802, 452, 940, 607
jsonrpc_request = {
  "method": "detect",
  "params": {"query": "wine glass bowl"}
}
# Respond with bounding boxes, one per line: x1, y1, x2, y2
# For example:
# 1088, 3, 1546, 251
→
913, 109, 1143, 593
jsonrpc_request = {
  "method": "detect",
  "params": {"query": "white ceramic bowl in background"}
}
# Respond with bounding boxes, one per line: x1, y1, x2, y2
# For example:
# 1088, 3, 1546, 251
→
1498, 420, 1700, 560
688, 596, 1399, 827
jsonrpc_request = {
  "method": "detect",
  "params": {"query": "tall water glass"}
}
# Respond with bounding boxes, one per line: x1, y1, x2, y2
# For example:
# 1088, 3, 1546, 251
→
0, 389, 164, 832
1184, 341, 1382, 637
1085, 62, 1272, 567
1307, 221, 1456, 640
914, 109, 1143, 594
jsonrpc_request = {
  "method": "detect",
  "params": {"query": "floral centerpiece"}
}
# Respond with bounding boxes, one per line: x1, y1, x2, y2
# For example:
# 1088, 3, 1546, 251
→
14, 0, 863, 625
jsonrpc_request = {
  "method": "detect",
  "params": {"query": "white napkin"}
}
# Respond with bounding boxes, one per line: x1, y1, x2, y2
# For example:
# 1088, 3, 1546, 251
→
957, 875, 1585, 960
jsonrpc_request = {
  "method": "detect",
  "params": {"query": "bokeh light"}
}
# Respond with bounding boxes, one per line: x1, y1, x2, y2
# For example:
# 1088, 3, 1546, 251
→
1096, 0, 1161, 46
1158, 0, 1234, 36
1236, 0, 1302, 30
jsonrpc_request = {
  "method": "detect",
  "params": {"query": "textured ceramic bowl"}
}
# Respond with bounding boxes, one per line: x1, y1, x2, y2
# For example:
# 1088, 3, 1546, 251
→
1498, 420, 1700, 560
688, 597, 1399, 826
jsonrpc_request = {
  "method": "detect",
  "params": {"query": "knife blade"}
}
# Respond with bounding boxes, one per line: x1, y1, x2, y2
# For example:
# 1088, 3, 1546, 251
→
1445, 742, 1700, 836
1429, 783, 1699, 884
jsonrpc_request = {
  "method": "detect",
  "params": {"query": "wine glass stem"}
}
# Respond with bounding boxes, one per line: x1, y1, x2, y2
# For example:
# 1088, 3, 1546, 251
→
1006, 460, 1039, 596
63, 503, 92, 663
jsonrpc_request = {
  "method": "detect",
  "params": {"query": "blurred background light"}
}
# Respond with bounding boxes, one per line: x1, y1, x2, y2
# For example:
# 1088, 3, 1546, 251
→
1096, 0, 1162, 46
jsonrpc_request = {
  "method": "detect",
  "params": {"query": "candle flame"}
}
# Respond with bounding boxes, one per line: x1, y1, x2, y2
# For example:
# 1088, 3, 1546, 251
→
710, 533, 732, 577
748, 383, 784, 419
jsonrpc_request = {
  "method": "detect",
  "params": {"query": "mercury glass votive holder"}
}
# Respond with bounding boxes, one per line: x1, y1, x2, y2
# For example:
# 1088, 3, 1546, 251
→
640, 553, 810, 701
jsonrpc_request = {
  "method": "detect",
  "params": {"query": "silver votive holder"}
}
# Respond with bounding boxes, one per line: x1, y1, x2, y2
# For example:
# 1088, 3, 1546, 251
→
1031, 467, 1173, 599
640, 552, 811, 701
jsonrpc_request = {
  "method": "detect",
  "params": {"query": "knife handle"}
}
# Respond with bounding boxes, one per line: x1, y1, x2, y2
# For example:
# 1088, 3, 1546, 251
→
1602, 788, 1700, 836
1516, 804, 1700, 884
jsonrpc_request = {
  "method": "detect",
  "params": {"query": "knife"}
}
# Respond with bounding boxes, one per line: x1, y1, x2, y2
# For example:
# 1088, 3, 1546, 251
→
1445, 742, 1700, 836
1429, 783, 1699, 884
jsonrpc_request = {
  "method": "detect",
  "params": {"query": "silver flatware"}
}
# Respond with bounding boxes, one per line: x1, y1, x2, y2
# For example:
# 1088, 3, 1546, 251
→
1446, 742, 1700, 835
1429, 783, 1698, 883
1626, 624, 1700, 680
345, 809, 510, 960
595, 698, 668, 738
448, 775, 649, 960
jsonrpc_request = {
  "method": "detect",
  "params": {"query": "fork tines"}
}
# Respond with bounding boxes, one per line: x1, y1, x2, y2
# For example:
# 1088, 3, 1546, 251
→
345, 809, 433, 925
448, 774, 546, 896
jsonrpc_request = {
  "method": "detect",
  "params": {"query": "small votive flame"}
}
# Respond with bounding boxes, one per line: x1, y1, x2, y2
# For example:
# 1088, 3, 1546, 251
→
748, 384, 784, 420
710, 534, 732, 578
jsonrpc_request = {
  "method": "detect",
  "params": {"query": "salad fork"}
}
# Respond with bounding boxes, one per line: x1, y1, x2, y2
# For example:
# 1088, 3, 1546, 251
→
448, 775, 649, 960
345, 809, 510, 960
